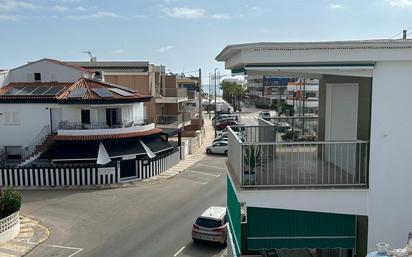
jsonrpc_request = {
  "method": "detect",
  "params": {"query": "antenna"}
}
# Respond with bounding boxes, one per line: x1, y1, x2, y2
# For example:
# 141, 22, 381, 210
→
83, 50, 96, 62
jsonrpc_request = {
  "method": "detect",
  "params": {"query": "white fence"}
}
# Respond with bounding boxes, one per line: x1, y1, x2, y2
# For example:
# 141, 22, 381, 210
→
0, 211, 20, 244
0, 148, 182, 188
135, 150, 180, 180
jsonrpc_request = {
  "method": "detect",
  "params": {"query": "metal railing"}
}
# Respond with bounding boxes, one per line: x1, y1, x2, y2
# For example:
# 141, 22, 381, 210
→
268, 116, 319, 141
58, 119, 150, 130
21, 125, 50, 160
156, 113, 191, 125
157, 88, 188, 98
227, 127, 369, 189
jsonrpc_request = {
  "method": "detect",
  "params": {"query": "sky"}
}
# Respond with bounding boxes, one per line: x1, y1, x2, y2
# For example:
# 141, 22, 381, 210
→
1, 0, 412, 80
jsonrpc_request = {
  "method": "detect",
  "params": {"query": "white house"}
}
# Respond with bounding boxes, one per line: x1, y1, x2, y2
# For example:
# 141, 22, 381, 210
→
216, 39, 412, 257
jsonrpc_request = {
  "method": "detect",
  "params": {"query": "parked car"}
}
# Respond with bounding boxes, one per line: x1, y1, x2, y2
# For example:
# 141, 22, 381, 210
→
213, 137, 228, 144
206, 141, 228, 155
216, 127, 246, 137
217, 120, 238, 130
215, 117, 237, 127
258, 111, 271, 120
192, 206, 227, 245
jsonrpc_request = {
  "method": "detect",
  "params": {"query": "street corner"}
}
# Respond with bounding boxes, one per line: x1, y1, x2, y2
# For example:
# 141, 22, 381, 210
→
0, 216, 50, 257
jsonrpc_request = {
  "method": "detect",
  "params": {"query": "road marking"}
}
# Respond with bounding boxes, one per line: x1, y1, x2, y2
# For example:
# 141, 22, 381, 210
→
173, 246, 185, 256
187, 169, 221, 177
28, 243, 84, 257
183, 177, 208, 185
192, 164, 227, 170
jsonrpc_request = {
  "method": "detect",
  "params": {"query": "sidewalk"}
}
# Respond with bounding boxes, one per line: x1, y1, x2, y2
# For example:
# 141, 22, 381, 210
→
0, 216, 49, 257
144, 118, 215, 183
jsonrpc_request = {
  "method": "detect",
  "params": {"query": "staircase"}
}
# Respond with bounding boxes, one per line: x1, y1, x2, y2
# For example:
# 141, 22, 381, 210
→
18, 125, 53, 167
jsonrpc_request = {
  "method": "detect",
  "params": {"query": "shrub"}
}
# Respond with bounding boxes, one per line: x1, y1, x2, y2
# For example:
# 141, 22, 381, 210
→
0, 188, 22, 219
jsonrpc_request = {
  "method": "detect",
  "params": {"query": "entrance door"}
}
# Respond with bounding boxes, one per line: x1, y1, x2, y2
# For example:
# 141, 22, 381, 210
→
106, 108, 121, 127
50, 108, 62, 133
120, 159, 137, 180
325, 83, 358, 174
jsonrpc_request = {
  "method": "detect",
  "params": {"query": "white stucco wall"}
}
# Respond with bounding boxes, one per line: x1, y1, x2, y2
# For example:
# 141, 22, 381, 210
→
367, 61, 412, 250
0, 103, 146, 149
0, 104, 55, 148
5, 59, 84, 84
0, 71, 8, 87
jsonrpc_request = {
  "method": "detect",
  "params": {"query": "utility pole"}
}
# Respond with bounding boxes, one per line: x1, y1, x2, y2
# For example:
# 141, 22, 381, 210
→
198, 68, 202, 126
208, 73, 211, 119
214, 68, 218, 137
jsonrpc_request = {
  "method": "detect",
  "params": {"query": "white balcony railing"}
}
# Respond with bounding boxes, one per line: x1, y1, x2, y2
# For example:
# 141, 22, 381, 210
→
227, 126, 369, 189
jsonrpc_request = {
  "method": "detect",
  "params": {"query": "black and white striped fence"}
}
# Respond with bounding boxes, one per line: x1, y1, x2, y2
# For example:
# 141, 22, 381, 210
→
0, 148, 182, 188
0, 165, 119, 187
136, 149, 180, 180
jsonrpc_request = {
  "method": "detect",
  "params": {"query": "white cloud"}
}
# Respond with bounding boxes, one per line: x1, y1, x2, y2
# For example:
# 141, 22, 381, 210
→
210, 14, 230, 20
163, 7, 206, 19
111, 49, 125, 54
0, 0, 35, 11
0, 14, 21, 21
386, 0, 412, 7
329, 3, 345, 9
53, 5, 69, 11
75, 6, 86, 11
156, 45, 174, 52
68, 11, 121, 19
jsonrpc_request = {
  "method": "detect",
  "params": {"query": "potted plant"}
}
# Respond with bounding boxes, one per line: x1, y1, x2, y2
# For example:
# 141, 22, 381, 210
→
243, 145, 262, 185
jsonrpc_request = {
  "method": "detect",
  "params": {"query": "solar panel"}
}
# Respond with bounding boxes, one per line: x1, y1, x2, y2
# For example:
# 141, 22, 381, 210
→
108, 88, 134, 96
43, 86, 65, 96
92, 88, 114, 98
31, 87, 52, 95
15, 87, 38, 95
68, 88, 87, 98
2, 86, 25, 96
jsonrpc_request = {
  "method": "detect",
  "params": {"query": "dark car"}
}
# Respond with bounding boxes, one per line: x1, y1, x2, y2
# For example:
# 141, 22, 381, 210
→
217, 120, 238, 130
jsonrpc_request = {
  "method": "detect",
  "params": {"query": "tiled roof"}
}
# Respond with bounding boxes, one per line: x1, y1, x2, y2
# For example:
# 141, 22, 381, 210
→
0, 77, 151, 103
0, 82, 72, 100
57, 77, 149, 101
54, 128, 162, 141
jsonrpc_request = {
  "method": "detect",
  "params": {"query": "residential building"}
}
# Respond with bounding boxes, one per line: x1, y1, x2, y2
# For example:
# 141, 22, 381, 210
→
0, 59, 176, 182
287, 78, 319, 115
245, 75, 289, 101
67, 60, 193, 129
216, 39, 412, 257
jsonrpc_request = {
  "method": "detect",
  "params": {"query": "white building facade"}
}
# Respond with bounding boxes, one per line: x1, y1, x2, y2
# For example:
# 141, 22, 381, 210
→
216, 39, 412, 257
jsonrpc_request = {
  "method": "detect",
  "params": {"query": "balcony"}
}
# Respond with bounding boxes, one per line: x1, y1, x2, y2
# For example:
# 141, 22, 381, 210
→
155, 88, 188, 103
57, 119, 155, 136
155, 112, 191, 128
227, 120, 369, 189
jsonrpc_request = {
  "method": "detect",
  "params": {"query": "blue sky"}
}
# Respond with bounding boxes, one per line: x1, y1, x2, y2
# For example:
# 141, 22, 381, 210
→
1, 0, 412, 77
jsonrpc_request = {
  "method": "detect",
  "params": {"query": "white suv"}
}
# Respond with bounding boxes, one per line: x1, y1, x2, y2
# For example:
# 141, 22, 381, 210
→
192, 206, 227, 245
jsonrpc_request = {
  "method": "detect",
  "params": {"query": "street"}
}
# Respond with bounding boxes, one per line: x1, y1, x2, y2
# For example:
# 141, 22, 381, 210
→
21, 154, 229, 257
20, 109, 260, 257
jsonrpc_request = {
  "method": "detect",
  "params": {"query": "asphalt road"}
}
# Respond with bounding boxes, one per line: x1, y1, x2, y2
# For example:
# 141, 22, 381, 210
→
21, 154, 230, 257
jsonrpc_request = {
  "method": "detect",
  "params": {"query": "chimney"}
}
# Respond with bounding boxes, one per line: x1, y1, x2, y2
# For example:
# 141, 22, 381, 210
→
403, 30, 407, 39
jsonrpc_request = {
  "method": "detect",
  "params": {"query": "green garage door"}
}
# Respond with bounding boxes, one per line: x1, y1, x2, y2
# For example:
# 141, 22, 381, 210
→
247, 207, 356, 250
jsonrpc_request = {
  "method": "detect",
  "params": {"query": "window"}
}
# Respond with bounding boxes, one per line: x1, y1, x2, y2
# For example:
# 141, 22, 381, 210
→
34, 73, 41, 81
81, 110, 91, 125
195, 218, 221, 228
2, 112, 21, 125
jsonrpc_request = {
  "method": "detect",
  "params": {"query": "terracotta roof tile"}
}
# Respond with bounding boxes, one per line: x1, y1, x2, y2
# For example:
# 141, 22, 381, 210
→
54, 128, 163, 141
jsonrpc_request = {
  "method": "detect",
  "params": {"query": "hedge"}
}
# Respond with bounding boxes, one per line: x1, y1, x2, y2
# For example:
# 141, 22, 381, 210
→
0, 188, 22, 219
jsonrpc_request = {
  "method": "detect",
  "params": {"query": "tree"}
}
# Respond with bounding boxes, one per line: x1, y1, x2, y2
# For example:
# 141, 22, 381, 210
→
220, 81, 245, 107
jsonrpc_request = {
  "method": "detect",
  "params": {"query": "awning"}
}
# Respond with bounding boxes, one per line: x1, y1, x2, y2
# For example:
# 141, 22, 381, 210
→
246, 207, 356, 250
51, 135, 173, 162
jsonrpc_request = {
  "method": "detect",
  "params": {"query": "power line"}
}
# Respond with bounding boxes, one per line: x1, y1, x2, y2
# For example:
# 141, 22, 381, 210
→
389, 26, 412, 39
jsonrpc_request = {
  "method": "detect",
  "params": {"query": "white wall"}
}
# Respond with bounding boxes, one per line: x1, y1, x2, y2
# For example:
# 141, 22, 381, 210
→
5, 59, 84, 84
0, 71, 8, 87
0, 104, 55, 148
367, 61, 412, 250
133, 102, 144, 121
